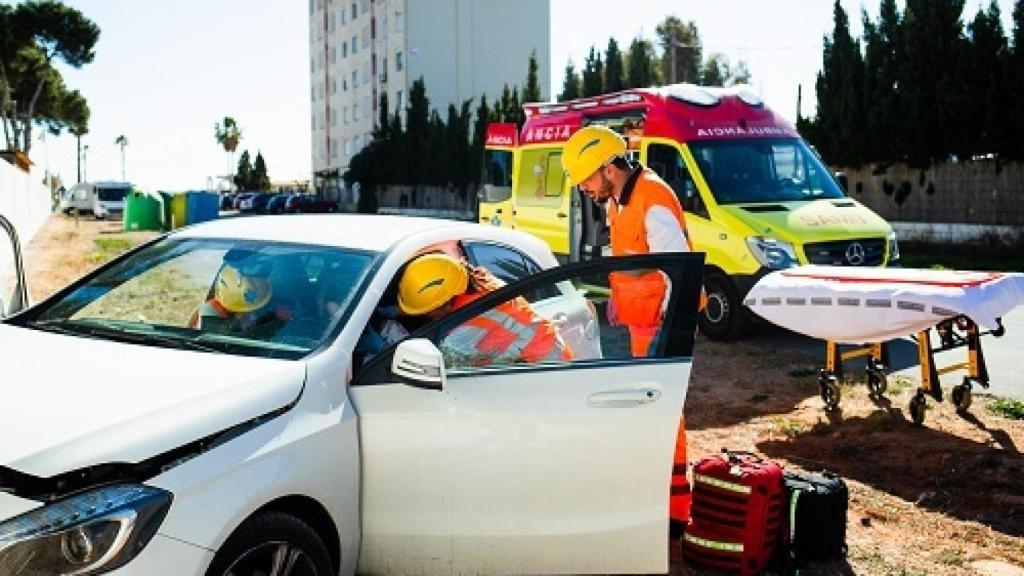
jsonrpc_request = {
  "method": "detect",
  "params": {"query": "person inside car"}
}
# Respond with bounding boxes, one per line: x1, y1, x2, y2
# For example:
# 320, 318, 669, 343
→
189, 250, 291, 337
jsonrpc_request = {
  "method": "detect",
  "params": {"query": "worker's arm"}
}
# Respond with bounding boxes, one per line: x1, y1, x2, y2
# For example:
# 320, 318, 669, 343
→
645, 206, 689, 253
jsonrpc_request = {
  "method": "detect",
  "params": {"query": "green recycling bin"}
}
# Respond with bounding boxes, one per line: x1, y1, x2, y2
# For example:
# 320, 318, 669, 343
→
123, 191, 163, 231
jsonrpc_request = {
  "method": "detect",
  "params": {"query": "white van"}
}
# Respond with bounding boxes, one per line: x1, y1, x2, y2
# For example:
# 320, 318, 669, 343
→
59, 181, 132, 219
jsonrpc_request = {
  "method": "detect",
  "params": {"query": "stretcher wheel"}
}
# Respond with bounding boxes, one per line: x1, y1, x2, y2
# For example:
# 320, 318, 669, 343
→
866, 367, 888, 398
819, 375, 841, 411
909, 393, 927, 426
952, 380, 973, 411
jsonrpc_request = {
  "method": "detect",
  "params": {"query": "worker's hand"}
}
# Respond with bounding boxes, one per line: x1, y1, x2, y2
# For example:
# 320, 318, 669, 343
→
607, 297, 620, 326
466, 263, 505, 293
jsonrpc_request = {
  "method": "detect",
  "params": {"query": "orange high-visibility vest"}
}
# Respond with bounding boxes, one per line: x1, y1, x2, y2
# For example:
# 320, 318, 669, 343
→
441, 292, 573, 367
607, 165, 692, 527
607, 167, 689, 357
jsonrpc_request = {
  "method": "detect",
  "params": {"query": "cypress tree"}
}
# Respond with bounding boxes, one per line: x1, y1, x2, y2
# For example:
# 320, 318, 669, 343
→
559, 59, 581, 101
604, 38, 625, 92
523, 50, 542, 103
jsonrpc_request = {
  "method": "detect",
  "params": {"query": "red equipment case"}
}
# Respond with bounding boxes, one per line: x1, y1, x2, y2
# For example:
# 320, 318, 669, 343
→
682, 451, 785, 575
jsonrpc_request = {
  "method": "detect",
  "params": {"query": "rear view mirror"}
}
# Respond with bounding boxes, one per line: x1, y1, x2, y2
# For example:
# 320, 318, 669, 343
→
392, 338, 446, 390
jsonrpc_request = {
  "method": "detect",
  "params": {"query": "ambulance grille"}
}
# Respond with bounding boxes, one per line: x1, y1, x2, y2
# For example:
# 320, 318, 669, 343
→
804, 238, 885, 266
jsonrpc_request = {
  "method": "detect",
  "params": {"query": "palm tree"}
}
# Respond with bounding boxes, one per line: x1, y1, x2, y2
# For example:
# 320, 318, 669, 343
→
114, 135, 128, 181
214, 117, 242, 189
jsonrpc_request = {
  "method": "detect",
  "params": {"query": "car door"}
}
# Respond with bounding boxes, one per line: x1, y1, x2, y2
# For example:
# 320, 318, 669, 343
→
349, 253, 704, 575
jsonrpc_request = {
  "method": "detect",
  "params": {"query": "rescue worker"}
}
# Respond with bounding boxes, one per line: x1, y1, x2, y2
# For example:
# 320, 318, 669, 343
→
396, 252, 572, 367
562, 124, 692, 530
189, 251, 289, 336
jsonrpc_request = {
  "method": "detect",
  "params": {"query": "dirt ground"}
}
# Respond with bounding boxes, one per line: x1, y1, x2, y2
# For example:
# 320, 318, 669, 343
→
13, 214, 1024, 576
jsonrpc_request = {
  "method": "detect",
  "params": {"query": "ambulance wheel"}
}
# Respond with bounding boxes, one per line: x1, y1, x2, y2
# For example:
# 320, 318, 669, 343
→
820, 375, 841, 411
909, 393, 927, 426
698, 272, 747, 341
866, 367, 888, 398
952, 380, 973, 411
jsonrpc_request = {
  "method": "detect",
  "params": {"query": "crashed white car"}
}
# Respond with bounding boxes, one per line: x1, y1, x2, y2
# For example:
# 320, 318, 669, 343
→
0, 214, 703, 576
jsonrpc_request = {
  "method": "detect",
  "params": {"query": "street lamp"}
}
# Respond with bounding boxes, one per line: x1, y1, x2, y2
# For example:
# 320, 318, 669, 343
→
669, 39, 700, 84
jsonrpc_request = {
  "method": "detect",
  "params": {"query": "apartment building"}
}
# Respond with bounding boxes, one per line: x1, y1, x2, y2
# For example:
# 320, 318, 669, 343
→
308, 0, 550, 196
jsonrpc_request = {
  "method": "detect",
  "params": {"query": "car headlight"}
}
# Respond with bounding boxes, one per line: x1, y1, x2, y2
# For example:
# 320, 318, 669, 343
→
0, 484, 172, 575
887, 230, 900, 262
746, 236, 799, 269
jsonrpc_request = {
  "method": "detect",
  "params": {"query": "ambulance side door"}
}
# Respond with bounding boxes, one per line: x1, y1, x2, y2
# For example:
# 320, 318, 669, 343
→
512, 146, 572, 258
350, 253, 705, 575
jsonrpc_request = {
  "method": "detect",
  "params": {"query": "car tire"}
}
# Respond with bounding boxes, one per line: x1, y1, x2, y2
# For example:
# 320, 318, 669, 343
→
205, 511, 332, 576
697, 271, 748, 341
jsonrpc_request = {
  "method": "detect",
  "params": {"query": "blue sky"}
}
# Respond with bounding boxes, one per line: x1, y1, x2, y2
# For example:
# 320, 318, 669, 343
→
38, 0, 1017, 192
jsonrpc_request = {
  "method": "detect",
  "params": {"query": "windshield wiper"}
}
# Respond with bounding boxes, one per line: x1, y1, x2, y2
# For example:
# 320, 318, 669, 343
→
32, 319, 222, 354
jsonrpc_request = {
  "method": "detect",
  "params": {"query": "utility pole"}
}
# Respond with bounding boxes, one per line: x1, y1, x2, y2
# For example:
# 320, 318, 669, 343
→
796, 84, 803, 120
76, 135, 82, 183
82, 145, 88, 182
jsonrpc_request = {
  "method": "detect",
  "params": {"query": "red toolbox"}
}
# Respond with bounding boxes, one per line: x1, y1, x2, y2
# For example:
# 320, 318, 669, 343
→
682, 451, 785, 575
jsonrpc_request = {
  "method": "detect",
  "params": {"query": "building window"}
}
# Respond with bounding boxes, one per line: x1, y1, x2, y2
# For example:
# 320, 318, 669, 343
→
331, 78, 337, 94
396, 90, 404, 111
351, 2, 356, 20
342, 40, 347, 57
395, 9, 403, 32
351, 70, 357, 88
360, 0, 368, 14
395, 51, 403, 72
311, 86, 316, 101
352, 35, 358, 54
344, 107, 349, 123
361, 25, 369, 48
311, 114, 316, 130
353, 103, 359, 120
309, 0, 314, 14
381, 57, 387, 83
343, 78, 348, 91
329, 46, 336, 64
310, 58, 315, 73
341, 7, 347, 24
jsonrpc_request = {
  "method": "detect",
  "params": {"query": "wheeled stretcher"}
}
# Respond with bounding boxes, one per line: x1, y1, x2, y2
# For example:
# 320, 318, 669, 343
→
745, 267, 1024, 425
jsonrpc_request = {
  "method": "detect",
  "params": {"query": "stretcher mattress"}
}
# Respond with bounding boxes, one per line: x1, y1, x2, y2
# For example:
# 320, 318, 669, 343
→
745, 266, 1024, 343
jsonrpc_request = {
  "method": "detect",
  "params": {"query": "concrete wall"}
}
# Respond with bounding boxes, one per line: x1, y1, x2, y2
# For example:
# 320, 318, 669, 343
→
407, 0, 551, 107
0, 161, 52, 296
841, 161, 1024, 246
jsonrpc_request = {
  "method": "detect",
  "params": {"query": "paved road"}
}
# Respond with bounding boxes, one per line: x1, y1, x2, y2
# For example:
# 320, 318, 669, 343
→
748, 307, 1023, 401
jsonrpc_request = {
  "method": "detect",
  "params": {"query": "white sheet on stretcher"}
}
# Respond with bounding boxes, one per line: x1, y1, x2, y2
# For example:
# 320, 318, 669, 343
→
745, 266, 1024, 344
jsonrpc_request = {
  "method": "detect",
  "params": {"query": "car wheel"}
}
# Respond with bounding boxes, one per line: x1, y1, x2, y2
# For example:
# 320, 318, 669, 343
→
697, 271, 748, 341
206, 511, 332, 576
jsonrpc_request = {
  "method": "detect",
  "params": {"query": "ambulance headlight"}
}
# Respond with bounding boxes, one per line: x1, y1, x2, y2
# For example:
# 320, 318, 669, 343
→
746, 236, 798, 270
887, 231, 900, 262
0, 485, 172, 575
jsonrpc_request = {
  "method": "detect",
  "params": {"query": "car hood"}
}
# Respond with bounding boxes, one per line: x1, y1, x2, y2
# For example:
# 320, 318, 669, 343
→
719, 198, 891, 243
0, 324, 305, 478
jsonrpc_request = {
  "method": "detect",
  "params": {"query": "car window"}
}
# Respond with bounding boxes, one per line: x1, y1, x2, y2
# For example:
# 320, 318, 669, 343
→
23, 238, 376, 360
463, 242, 559, 301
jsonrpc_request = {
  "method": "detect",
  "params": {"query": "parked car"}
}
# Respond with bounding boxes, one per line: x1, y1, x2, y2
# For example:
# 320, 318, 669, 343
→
249, 192, 273, 213
232, 192, 254, 211
285, 194, 338, 213
0, 214, 704, 576
265, 193, 292, 215
220, 193, 236, 211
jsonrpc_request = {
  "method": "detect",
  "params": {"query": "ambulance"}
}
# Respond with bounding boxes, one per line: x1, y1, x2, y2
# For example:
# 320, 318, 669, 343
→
478, 83, 898, 339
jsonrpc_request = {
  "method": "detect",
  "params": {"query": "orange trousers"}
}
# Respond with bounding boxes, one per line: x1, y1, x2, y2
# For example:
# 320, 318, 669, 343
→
627, 324, 659, 357
670, 416, 691, 524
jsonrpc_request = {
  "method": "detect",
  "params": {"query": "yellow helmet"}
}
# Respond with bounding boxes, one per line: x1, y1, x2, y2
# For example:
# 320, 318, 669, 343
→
215, 258, 273, 313
398, 253, 468, 316
562, 125, 627, 186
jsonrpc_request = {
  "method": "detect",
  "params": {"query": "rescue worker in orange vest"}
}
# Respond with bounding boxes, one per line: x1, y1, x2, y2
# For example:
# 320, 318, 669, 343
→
189, 251, 290, 337
396, 253, 572, 367
562, 125, 692, 530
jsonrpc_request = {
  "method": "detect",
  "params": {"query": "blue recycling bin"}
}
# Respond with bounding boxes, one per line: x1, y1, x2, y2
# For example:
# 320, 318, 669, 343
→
185, 191, 220, 225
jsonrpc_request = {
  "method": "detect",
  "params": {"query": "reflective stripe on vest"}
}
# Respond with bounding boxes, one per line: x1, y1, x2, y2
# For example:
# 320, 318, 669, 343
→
443, 296, 572, 366
683, 533, 745, 553
693, 473, 753, 494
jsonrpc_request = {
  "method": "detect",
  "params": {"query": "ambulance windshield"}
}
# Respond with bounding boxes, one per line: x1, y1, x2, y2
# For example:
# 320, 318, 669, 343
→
689, 138, 845, 204
479, 149, 513, 203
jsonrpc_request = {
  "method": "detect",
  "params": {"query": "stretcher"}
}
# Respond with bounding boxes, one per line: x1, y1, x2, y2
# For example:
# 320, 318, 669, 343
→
745, 266, 1024, 425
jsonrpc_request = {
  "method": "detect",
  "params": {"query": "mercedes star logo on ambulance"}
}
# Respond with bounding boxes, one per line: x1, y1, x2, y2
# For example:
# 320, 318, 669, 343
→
845, 242, 866, 265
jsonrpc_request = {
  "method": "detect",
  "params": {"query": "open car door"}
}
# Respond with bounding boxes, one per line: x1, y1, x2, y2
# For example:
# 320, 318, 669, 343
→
0, 214, 29, 319
350, 253, 704, 575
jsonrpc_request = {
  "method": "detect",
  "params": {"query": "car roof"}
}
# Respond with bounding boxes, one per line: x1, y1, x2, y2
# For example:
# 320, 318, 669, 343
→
173, 214, 522, 253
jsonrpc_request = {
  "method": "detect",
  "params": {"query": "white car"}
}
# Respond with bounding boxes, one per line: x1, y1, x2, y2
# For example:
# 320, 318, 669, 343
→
0, 214, 704, 576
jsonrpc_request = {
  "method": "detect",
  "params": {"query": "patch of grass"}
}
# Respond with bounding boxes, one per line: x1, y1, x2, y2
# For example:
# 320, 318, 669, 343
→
989, 398, 1024, 420
935, 548, 967, 567
889, 375, 916, 395
90, 236, 136, 264
770, 416, 808, 438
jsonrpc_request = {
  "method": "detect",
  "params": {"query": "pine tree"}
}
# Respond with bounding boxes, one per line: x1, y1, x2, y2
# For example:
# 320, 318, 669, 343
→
559, 59, 581, 101
406, 78, 430, 186
626, 37, 658, 88
813, 1, 867, 165
604, 38, 625, 92
471, 94, 491, 184
966, 0, 1008, 156
1008, 0, 1024, 159
252, 151, 271, 191
234, 150, 252, 191
582, 46, 604, 96
862, 0, 902, 162
523, 50, 542, 103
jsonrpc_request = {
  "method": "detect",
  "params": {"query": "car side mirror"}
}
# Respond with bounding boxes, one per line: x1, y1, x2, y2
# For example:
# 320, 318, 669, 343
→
391, 338, 446, 390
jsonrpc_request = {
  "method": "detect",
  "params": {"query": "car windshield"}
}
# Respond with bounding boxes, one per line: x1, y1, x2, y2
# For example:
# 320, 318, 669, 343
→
97, 187, 129, 202
688, 138, 845, 204
23, 237, 376, 359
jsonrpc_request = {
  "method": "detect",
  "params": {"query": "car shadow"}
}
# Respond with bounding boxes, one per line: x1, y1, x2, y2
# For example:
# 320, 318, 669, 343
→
757, 409, 1024, 538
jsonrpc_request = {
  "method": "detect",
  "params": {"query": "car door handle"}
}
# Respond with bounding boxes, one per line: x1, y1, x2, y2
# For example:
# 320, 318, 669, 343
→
588, 388, 661, 406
